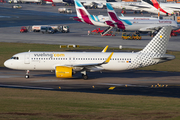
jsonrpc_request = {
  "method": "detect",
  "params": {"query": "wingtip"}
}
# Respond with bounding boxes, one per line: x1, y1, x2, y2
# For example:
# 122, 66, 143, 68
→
105, 52, 114, 63
102, 45, 109, 53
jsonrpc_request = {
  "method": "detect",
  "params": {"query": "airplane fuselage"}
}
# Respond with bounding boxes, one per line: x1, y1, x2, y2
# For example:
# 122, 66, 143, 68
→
80, 15, 179, 31
4, 52, 139, 71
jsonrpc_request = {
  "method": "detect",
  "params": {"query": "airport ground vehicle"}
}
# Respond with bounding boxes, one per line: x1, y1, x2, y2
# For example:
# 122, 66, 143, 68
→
122, 33, 141, 40
58, 8, 72, 13
122, 33, 132, 40
12, 4, 22, 8
171, 29, 180, 36
41, 26, 54, 34
9, 0, 18, 3
59, 25, 69, 33
91, 28, 104, 34
20, 26, 28, 33
132, 33, 141, 40
32, 25, 69, 33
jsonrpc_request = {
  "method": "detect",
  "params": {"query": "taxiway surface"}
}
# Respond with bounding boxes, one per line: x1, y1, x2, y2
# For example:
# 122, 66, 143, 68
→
0, 67, 180, 98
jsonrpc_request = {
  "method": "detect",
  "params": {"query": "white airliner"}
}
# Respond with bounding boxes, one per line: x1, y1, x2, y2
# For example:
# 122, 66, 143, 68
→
142, 0, 180, 15
73, 0, 179, 35
44, 0, 105, 8
4, 26, 175, 79
79, 0, 106, 9
110, 0, 180, 16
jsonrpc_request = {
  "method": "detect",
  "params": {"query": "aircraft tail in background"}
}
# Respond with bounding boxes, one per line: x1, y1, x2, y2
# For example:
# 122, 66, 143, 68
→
141, 0, 171, 16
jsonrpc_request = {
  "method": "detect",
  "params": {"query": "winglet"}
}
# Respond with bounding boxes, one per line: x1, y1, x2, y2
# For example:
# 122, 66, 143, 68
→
102, 45, 108, 52
104, 52, 114, 63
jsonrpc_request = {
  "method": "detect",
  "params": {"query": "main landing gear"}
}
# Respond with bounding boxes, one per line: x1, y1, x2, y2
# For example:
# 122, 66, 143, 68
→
81, 71, 88, 80
25, 70, 30, 79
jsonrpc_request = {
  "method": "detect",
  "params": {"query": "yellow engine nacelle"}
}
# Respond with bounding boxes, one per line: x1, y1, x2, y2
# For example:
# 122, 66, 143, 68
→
55, 66, 73, 78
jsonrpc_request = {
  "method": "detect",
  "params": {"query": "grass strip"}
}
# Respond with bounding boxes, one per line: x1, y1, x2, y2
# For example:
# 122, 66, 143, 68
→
0, 88, 180, 120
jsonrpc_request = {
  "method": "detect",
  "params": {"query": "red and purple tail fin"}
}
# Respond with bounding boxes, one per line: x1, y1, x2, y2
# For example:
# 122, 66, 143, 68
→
74, 0, 94, 25
106, 3, 125, 30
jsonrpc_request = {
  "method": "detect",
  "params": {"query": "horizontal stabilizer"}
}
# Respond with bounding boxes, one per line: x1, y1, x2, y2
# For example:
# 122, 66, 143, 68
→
153, 54, 175, 61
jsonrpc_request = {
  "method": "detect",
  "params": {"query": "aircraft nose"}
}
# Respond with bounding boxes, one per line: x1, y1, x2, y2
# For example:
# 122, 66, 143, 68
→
4, 60, 11, 68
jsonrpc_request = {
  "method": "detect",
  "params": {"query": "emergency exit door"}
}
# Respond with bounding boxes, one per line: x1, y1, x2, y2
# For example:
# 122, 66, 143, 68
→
24, 54, 30, 64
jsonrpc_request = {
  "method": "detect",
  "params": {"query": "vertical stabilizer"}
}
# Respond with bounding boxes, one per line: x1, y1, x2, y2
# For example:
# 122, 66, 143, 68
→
141, 26, 172, 55
74, 0, 94, 25
106, 3, 126, 29
128, 26, 172, 70
74, 0, 90, 17
106, 3, 119, 22
141, 0, 170, 15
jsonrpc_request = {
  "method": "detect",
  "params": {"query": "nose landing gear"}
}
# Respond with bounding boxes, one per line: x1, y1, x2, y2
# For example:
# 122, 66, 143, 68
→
25, 70, 30, 79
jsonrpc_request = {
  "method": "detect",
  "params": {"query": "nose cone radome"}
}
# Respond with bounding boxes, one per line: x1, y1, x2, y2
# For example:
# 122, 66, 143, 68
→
4, 60, 11, 68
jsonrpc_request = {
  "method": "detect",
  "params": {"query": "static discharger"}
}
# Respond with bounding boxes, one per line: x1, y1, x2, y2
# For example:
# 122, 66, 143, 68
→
108, 87, 115, 90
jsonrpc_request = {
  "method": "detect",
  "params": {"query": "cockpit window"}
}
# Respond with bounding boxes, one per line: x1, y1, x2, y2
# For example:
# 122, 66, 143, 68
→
11, 57, 19, 60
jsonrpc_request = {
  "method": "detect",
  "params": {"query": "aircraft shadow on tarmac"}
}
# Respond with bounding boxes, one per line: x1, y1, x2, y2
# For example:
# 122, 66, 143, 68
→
33, 70, 180, 79
1, 68, 180, 98
60, 86, 180, 98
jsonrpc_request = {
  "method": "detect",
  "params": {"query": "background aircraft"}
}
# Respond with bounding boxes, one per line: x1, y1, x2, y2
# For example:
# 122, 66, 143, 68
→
4, 26, 175, 79
62, 0, 116, 8
142, 0, 180, 16
109, 0, 180, 16
44, 0, 113, 8
109, 1, 158, 14
73, 0, 179, 35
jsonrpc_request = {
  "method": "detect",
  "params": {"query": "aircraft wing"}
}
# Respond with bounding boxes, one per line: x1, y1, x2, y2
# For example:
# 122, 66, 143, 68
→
139, 26, 163, 31
152, 54, 175, 61
128, 4, 151, 9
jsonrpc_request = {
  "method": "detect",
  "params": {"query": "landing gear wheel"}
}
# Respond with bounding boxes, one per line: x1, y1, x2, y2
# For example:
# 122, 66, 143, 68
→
25, 75, 29, 79
82, 74, 88, 80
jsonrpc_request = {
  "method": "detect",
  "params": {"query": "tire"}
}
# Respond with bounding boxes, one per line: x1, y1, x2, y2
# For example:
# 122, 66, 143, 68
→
82, 75, 88, 80
25, 75, 29, 79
